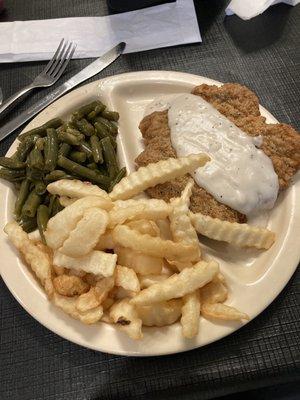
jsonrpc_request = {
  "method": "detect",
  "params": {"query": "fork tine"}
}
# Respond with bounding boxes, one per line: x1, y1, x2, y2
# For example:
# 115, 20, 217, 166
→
41, 38, 65, 75
51, 42, 76, 80
47, 40, 69, 76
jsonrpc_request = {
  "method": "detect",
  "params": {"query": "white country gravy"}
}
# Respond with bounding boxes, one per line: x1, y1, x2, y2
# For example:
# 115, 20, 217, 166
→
145, 94, 279, 215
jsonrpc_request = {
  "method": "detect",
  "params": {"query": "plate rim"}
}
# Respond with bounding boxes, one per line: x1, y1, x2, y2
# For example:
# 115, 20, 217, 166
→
1, 70, 299, 356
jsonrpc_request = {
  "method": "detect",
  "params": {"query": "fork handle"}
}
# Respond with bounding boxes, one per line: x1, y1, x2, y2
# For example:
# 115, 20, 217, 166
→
0, 84, 34, 117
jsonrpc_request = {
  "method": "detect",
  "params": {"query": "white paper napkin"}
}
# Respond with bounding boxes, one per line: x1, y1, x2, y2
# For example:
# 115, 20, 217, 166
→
0, 0, 201, 63
226, 0, 300, 20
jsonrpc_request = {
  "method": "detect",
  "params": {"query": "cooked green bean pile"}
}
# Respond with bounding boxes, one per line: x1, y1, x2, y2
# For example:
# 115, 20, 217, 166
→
0, 100, 126, 239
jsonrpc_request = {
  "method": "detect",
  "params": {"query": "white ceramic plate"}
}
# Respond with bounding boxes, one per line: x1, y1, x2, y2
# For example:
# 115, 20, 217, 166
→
0, 71, 299, 356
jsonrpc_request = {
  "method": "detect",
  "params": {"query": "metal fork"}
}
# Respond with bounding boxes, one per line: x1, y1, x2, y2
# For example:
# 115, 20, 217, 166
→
0, 39, 76, 116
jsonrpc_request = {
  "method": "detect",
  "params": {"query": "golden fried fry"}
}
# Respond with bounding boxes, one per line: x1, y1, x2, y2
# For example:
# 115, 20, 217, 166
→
94, 276, 115, 303
53, 250, 117, 277
47, 179, 110, 200
139, 273, 172, 289
53, 292, 103, 324
53, 274, 89, 296
115, 246, 163, 275
190, 212, 275, 249
109, 154, 210, 200
109, 299, 143, 340
137, 299, 182, 327
113, 225, 199, 262
116, 265, 140, 292
109, 199, 171, 228
45, 196, 112, 250
126, 219, 160, 237
201, 303, 249, 321
131, 260, 219, 306
59, 208, 108, 257
156, 219, 172, 240
58, 196, 76, 207
181, 291, 200, 338
200, 280, 228, 304
76, 288, 100, 312
95, 231, 115, 250
4, 222, 53, 297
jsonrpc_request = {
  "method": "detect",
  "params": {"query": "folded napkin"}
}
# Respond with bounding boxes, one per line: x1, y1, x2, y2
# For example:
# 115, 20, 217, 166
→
0, 0, 201, 63
226, 0, 300, 20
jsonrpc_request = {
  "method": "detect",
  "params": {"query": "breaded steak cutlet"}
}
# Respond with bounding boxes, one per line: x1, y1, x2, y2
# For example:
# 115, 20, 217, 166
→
135, 83, 300, 223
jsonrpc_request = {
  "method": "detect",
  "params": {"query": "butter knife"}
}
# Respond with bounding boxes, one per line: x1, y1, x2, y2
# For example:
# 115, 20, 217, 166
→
0, 42, 126, 143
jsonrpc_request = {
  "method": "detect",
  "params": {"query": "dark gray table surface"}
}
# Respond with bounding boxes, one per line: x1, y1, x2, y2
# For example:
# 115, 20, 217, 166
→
0, 1, 299, 399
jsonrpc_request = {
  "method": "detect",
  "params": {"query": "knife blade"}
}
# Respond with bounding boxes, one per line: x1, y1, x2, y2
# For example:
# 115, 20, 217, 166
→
0, 42, 126, 143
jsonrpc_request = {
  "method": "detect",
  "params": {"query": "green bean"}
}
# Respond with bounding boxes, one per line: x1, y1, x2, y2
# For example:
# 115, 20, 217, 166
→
14, 178, 30, 218
87, 104, 106, 121
90, 135, 103, 164
101, 110, 119, 122
65, 126, 83, 139
35, 181, 47, 195
36, 138, 46, 151
57, 156, 110, 189
109, 135, 117, 149
18, 118, 63, 141
78, 141, 93, 158
22, 189, 42, 218
44, 128, 58, 171
14, 182, 22, 191
74, 118, 95, 136
26, 168, 44, 182
0, 168, 26, 182
95, 116, 118, 135
48, 194, 56, 215
69, 151, 87, 164
51, 196, 64, 216
0, 157, 25, 170
37, 205, 50, 244
72, 101, 105, 120
86, 162, 98, 170
27, 145, 44, 170
58, 130, 84, 146
108, 167, 126, 192
94, 121, 109, 139
20, 217, 37, 233
44, 170, 68, 182
101, 137, 119, 179
58, 143, 71, 157
14, 135, 38, 162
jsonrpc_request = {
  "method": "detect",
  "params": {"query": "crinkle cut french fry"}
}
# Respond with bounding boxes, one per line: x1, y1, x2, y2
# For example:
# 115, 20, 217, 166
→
45, 196, 112, 250
116, 265, 140, 292
53, 250, 117, 277
4, 222, 53, 297
109, 154, 210, 200
112, 225, 199, 262
47, 179, 110, 200
95, 231, 115, 250
53, 293, 103, 324
181, 291, 200, 339
126, 219, 160, 237
200, 280, 228, 304
131, 260, 219, 306
190, 212, 275, 250
76, 288, 100, 313
109, 299, 143, 340
201, 303, 249, 321
53, 274, 89, 296
59, 196, 76, 207
115, 246, 163, 275
108, 199, 172, 228
59, 207, 108, 257
137, 299, 182, 327
139, 273, 172, 289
